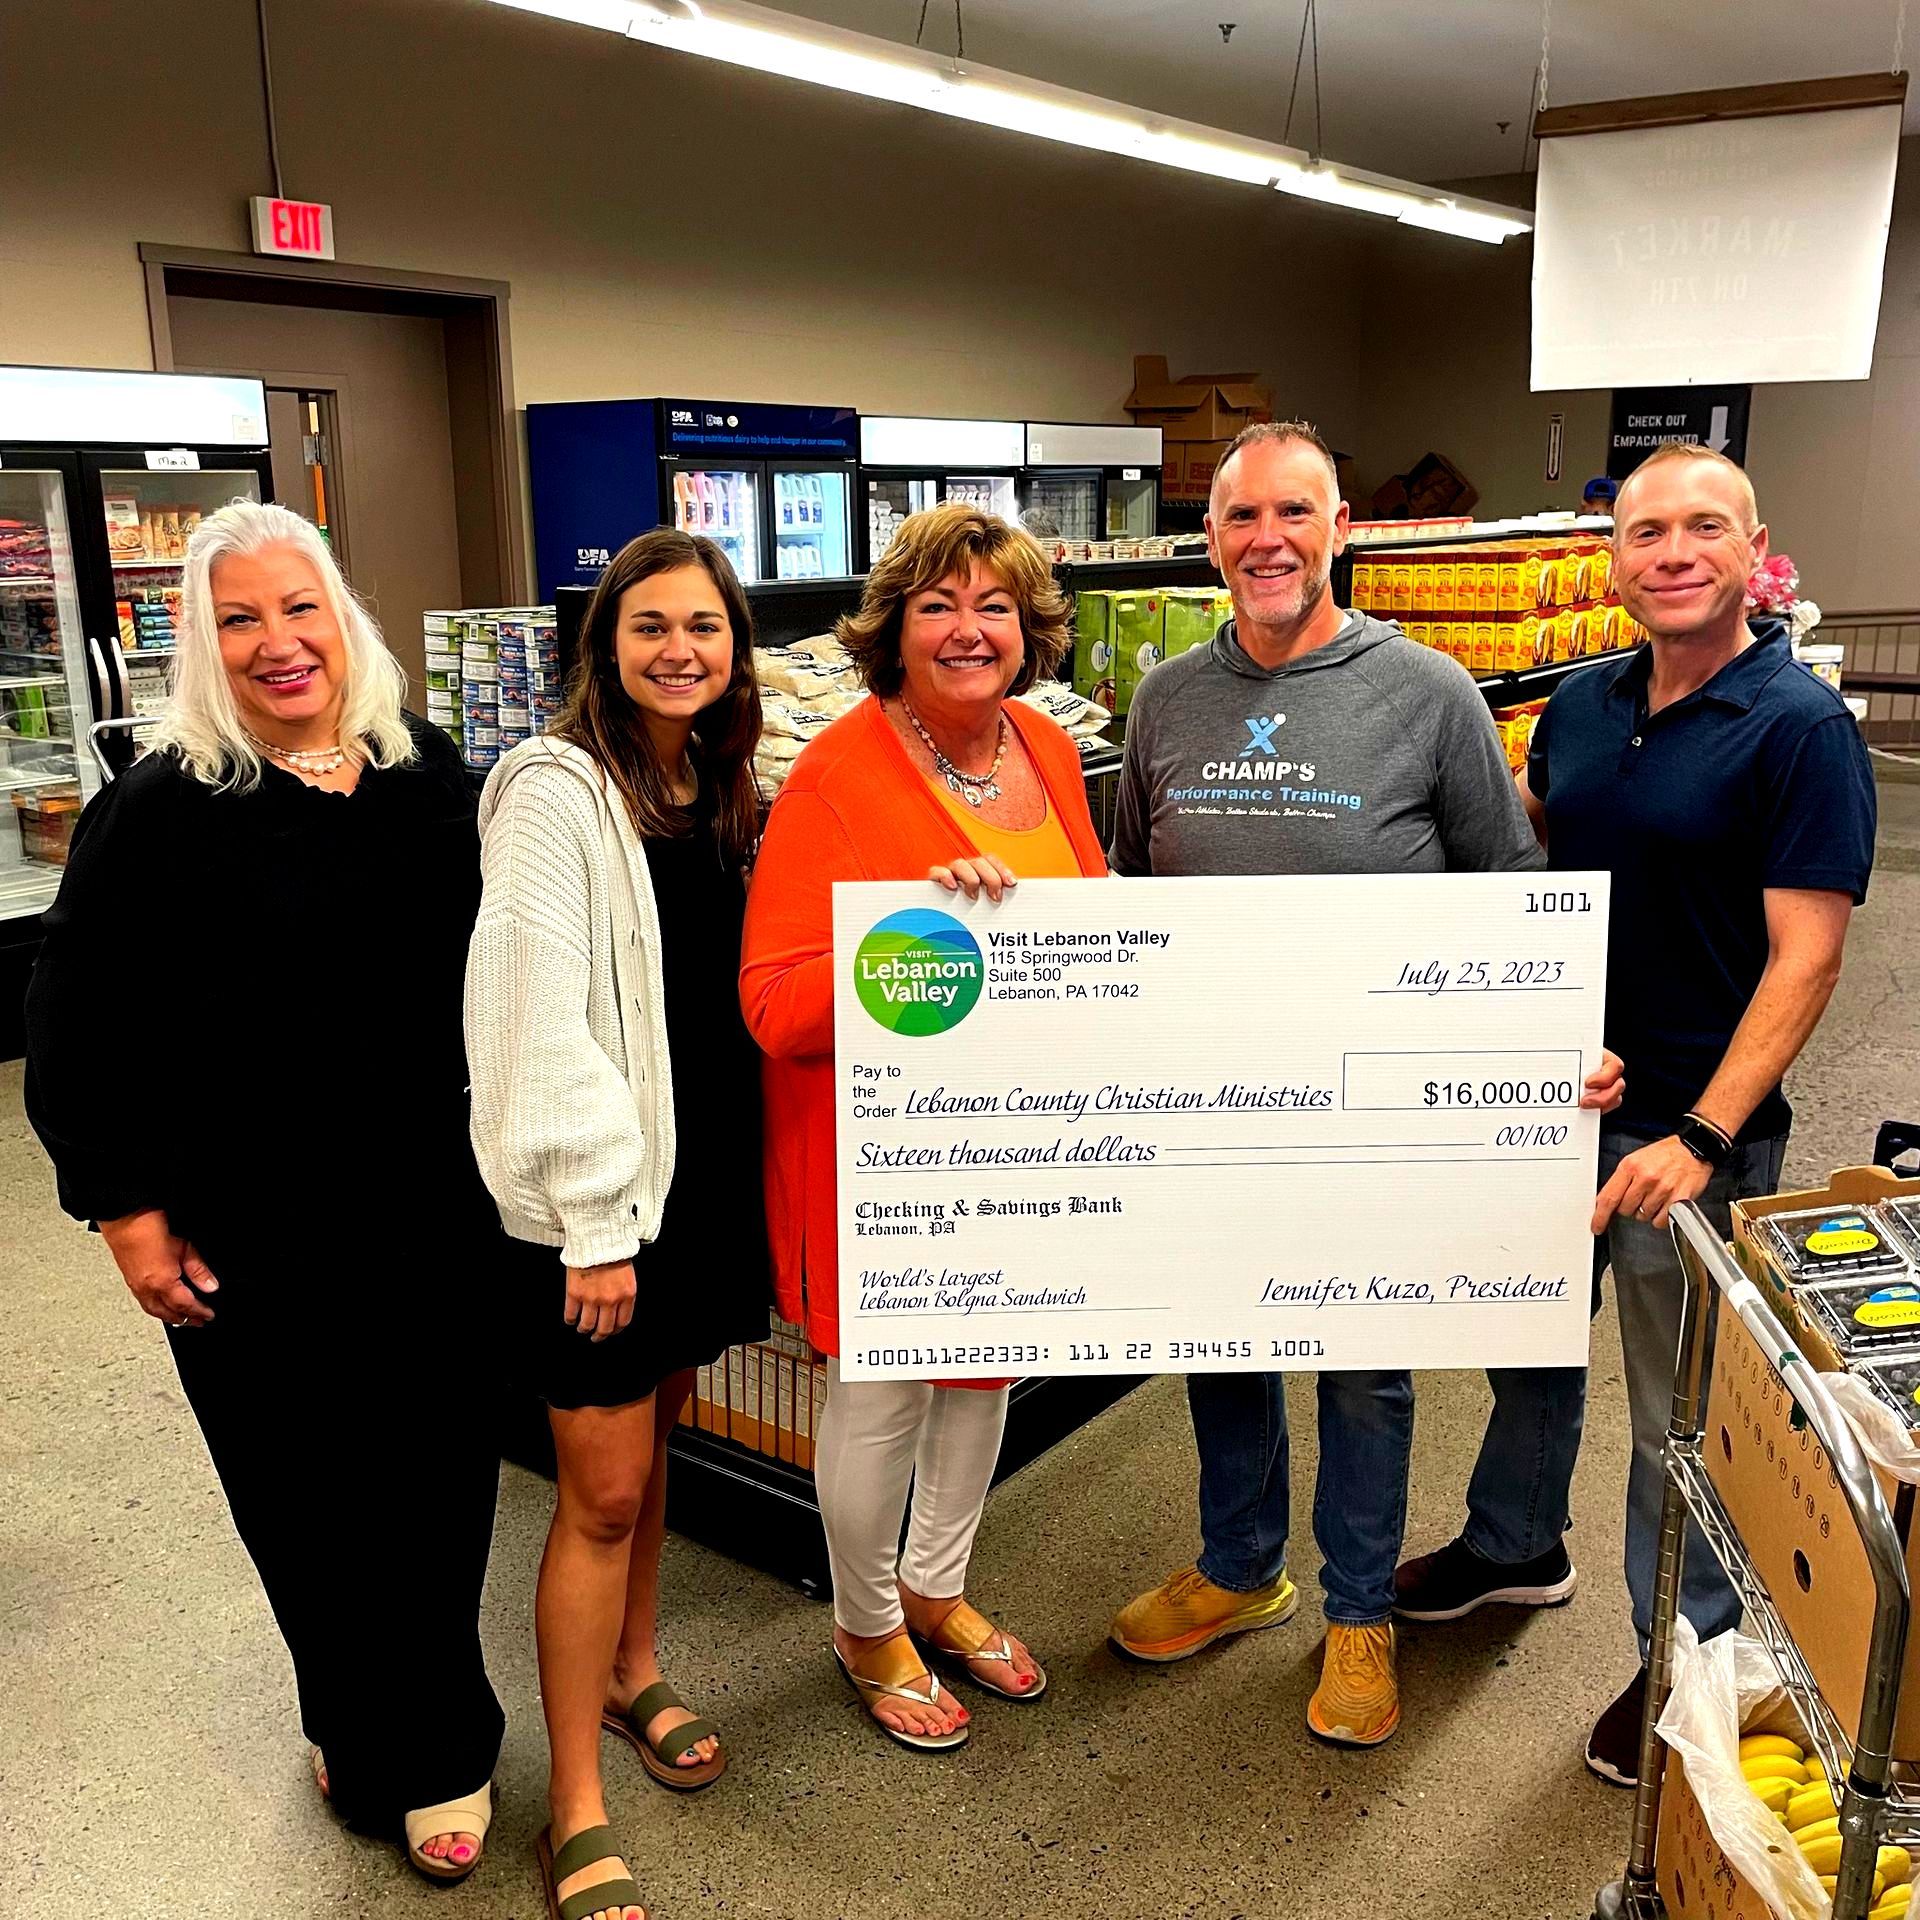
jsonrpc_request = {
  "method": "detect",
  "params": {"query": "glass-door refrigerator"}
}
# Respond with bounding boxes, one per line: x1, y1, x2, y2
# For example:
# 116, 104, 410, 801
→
0, 365, 272, 1053
857, 416, 1023, 567
1022, 422, 1163, 542
526, 397, 859, 597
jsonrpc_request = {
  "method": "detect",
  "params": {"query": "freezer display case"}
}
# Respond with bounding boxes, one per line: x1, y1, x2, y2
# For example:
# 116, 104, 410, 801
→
0, 462, 91, 922
1022, 422, 1163, 543
526, 397, 859, 597
0, 366, 273, 1055
858, 415, 1023, 565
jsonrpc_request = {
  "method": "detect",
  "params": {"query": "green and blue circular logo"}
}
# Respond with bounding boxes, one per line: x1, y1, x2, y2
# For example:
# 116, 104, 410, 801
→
854, 908, 983, 1035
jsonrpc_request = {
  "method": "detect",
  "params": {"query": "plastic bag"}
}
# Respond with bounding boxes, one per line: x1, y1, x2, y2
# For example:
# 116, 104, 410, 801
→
1824, 1371, 1920, 1487
1657, 1617, 1829, 1920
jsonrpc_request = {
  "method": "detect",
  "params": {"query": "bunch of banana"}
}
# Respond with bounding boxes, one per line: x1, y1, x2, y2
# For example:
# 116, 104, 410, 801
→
1739, 1733, 1916, 1918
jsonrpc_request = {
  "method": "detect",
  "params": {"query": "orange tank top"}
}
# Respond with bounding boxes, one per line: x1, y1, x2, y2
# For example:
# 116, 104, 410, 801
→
930, 779, 1082, 878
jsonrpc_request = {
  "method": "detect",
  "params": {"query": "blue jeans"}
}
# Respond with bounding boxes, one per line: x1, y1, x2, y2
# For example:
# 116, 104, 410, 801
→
1188, 1369, 1415, 1626
1461, 1125, 1787, 1655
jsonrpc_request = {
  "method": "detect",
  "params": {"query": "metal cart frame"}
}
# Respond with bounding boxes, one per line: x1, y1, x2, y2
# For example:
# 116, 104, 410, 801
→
1594, 1198, 1915, 1919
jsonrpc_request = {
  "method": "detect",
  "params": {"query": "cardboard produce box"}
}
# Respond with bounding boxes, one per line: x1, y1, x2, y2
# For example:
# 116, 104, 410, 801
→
1656, 1697, 1818, 1920
1704, 1165, 1920, 1760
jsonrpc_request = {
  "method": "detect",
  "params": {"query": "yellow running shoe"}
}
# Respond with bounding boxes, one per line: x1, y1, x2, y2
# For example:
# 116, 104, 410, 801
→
1307, 1623, 1400, 1747
1108, 1564, 1299, 1662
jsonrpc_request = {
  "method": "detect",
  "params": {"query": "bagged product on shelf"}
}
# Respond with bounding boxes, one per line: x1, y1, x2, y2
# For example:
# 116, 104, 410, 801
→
100, 497, 144, 563
1162, 587, 1230, 661
1072, 590, 1118, 713
753, 636, 861, 703
1111, 593, 1164, 717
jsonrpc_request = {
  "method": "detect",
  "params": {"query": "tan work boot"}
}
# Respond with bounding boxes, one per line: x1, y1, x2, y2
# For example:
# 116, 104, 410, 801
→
1108, 1563, 1298, 1662
1307, 1622, 1400, 1746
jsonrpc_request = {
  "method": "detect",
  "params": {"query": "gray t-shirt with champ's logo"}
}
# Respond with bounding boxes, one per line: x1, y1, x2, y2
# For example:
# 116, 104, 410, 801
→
1108, 612, 1542, 879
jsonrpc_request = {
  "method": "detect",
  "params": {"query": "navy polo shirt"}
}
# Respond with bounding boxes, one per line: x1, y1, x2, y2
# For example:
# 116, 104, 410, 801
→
1528, 621, 1875, 1144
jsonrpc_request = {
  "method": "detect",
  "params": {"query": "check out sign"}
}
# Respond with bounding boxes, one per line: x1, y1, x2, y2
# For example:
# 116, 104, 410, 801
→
249, 196, 335, 261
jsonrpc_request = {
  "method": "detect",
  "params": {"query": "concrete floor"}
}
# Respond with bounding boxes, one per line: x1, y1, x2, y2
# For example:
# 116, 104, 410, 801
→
4, 772, 1917, 1920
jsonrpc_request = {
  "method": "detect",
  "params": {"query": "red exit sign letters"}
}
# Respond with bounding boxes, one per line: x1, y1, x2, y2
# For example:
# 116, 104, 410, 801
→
248, 197, 336, 261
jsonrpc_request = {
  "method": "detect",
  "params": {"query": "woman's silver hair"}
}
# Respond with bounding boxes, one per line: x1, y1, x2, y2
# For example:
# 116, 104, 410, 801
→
151, 498, 415, 789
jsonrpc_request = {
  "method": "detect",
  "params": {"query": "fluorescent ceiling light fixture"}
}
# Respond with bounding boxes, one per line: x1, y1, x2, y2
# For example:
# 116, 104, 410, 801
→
491, 0, 1532, 242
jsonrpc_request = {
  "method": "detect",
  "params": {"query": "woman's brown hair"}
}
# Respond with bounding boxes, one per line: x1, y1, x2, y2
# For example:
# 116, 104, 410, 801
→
836, 504, 1071, 697
555, 528, 763, 860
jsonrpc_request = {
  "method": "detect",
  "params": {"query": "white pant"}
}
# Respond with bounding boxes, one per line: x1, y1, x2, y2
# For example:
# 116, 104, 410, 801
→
814, 1360, 1010, 1637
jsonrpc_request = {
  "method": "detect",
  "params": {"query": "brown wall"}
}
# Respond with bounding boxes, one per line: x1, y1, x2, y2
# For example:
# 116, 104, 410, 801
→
0, 0, 1368, 465
4, 1, 1911, 613
166, 293, 464, 687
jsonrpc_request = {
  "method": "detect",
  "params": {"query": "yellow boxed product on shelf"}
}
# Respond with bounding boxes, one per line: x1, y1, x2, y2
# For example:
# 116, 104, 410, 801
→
1494, 621, 1528, 674
1072, 590, 1118, 714
1111, 593, 1166, 717
1519, 613, 1547, 667
1475, 560, 1500, 614
1498, 560, 1526, 613
1389, 565, 1414, 613
1471, 623, 1496, 675
1350, 560, 1375, 608
1431, 561, 1456, 614
1411, 565, 1434, 614
1706, 1164, 1920, 1762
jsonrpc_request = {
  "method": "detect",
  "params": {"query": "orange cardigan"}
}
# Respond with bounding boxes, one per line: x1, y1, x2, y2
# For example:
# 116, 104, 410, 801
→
740, 695, 1108, 1359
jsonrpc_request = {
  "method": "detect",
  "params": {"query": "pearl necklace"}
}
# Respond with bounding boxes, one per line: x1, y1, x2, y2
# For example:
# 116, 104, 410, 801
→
901, 698, 1008, 807
244, 729, 351, 777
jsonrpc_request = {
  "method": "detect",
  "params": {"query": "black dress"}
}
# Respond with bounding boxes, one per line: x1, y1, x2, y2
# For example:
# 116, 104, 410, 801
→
23, 719, 506, 1834
502, 797, 772, 1411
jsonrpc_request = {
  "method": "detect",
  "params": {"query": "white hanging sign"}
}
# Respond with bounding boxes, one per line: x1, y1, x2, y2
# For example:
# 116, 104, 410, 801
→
1531, 103, 1902, 390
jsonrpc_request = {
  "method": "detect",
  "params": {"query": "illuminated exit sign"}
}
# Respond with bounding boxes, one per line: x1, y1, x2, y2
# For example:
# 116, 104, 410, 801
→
249, 197, 335, 261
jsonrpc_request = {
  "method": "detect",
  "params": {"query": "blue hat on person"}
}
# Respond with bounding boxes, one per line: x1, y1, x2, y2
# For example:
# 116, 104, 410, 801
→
1581, 475, 1618, 507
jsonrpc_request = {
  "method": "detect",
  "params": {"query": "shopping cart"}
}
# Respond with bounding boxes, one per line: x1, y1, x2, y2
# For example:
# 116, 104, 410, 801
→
1593, 1197, 1915, 1919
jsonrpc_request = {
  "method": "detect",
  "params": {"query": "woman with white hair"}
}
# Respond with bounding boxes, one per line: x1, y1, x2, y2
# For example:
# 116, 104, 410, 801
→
23, 499, 505, 1883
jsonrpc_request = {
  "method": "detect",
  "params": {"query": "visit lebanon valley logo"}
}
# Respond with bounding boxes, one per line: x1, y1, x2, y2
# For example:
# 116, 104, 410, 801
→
854, 908, 983, 1035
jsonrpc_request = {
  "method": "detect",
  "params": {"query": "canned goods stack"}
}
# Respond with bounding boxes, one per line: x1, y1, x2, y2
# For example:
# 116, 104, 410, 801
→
435, 605, 562, 772
495, 615, 531, 755
421, 611, 461, 747
459, 612, 501, 771
528, 612, 563, 732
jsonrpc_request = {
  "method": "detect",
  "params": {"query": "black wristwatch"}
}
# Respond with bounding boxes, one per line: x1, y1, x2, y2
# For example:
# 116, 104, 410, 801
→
1676, 1114, 1735, 1168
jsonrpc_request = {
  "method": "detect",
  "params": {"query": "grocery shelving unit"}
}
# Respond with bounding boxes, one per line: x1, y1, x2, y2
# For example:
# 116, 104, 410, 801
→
1593, 1198, 1916, 1920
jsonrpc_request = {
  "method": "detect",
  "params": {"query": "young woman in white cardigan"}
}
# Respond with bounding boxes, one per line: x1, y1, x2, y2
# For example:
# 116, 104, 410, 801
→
466, 529, 771, 1920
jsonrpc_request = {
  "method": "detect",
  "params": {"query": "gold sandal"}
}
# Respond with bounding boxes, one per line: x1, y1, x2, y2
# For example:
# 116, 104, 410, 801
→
833, 1631, 970, 1752
916, 1599, 1048, 1702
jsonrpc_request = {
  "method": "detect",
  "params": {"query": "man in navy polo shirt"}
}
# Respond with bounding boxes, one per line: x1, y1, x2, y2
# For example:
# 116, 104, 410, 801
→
1394, 443, 1875, 1786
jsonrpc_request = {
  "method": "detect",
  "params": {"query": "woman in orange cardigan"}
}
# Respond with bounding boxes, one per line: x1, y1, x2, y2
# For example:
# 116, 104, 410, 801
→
741, 506, 1106, 1751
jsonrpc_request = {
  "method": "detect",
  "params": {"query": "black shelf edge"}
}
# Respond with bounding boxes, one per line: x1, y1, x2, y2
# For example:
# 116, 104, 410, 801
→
1474, 648, 1634, 709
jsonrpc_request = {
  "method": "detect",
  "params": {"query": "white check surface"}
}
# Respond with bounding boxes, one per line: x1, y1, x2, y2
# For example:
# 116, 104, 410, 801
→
833, 872, 1609, 1381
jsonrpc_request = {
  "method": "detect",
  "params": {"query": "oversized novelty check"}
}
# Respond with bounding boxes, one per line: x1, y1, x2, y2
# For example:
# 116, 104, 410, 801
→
833, 871, 1609, 1381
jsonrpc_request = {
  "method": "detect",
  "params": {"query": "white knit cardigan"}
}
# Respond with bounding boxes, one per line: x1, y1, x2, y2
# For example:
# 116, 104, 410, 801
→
465, 737, 676, 1269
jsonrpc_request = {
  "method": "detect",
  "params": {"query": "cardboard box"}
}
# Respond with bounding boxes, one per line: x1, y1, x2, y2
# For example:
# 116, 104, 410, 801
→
1163, 437, 1234, 503
1124, 355, 1272, 439
1655, 1699, 1811, 1920
1705, 1165, 1920, 1760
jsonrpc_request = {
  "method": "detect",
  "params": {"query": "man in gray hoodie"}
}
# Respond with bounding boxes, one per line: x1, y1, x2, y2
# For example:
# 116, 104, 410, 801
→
1105, 421, 1614, 1746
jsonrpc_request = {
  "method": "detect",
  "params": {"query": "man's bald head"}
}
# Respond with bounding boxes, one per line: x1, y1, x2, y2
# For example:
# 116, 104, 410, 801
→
1613, 442, 1759, 536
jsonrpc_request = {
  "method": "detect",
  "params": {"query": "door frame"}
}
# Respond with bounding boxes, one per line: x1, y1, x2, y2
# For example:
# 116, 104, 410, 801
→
227, 367, 359, 572
138, 243, 526, 603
